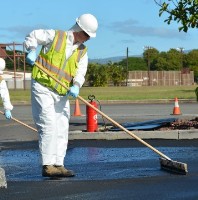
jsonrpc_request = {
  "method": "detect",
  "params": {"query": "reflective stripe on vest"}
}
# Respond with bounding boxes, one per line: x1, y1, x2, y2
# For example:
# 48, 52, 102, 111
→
36, 55, 73, 83
32, 30, 87, 95
55, 31, 65, 52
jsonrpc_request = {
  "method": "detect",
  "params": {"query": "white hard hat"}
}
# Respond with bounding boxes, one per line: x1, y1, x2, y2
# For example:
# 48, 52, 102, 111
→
0, 58, 5, 74
76, 14, 98, 38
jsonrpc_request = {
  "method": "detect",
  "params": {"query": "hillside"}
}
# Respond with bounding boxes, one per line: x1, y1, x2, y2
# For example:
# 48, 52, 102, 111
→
89, 56, 126, 64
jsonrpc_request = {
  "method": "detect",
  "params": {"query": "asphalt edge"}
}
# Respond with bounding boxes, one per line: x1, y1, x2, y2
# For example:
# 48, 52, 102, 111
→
68, 129, 198, 140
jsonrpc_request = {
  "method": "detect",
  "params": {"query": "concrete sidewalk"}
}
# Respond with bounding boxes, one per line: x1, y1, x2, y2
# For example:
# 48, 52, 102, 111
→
69, 129, 198, 140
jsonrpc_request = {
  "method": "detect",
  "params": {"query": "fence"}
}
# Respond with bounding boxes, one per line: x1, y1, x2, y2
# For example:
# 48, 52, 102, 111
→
127, 70, 194, 86
3, 71, 31, 90
3, 70, 195, 89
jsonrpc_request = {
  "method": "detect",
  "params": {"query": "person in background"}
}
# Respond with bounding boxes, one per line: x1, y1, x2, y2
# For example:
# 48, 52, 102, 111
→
24, 13, 98, 177
0, 58, 13, 120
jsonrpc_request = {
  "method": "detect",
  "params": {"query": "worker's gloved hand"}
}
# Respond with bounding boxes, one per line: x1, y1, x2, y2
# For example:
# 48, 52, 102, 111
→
67, 85, 80, 98
26, 49, 36, 65
4, 110, 12, 120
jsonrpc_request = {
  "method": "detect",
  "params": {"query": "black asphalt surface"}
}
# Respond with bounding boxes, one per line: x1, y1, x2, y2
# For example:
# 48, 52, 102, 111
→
0, 140, 198, 200
0, 103, 198, 199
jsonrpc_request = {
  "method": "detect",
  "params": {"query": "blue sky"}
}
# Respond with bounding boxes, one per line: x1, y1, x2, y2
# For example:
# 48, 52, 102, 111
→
0, 0, 197, 59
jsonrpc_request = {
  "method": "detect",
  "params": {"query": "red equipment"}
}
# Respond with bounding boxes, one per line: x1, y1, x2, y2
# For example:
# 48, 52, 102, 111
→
86, 95, 98, 132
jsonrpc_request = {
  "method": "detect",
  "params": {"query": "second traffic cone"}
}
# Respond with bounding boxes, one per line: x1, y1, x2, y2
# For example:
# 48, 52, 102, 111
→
172, 97, 182, 115
73, 99, 83, 116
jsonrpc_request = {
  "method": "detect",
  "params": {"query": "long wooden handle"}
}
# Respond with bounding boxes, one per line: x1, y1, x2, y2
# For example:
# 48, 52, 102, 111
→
35, 62, 171, 160
0, 110, 37, 132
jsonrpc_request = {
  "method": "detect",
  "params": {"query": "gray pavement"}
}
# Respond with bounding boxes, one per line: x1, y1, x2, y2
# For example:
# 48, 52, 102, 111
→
0, 102, 198, 142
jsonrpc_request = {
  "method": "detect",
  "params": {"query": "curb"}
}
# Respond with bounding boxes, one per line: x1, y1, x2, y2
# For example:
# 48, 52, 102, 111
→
3, 99, 197, 106
0, 130, 198, 143
69, 129, 198, 140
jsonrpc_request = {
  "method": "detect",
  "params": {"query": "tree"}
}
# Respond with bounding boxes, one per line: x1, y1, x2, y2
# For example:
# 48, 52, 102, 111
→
108, 64, 126, 86
154, 0, 198, 32
143, 48, 159, 70
86, 63, 109, 87
86, 63, 99, 86
153, 53, 168, 70
165, 48, 183, 70
152, 49, 183, 70
185, 49, 198, 82
119, 57, 147, 71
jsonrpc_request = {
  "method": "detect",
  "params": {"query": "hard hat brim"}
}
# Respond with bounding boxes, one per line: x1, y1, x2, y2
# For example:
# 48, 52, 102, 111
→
87, 32, 96, 38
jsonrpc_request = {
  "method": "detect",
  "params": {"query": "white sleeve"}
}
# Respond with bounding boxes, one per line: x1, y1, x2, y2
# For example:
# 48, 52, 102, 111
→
73, 52, 88, 88
24, 29, 56, 51
0, 80, 13, 110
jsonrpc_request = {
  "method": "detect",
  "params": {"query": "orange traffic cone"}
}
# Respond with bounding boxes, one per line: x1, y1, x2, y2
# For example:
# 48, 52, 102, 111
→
172, 97, 182, 115
73, 99, 83, 116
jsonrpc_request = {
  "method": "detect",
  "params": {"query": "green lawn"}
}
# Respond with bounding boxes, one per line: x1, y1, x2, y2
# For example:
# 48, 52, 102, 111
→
5, 85, 197, 105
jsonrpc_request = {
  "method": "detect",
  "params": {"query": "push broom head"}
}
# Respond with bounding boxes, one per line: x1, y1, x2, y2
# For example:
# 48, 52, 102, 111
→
159, 157, 188, 175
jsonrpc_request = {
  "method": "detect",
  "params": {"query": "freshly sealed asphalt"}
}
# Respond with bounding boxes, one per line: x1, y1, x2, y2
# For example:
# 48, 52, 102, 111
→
1, 140, 198, 200
0, 103, 198, 199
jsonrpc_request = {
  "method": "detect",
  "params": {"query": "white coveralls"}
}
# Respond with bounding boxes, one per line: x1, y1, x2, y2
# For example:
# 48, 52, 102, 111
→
24, 29, 88, 166
0, 78, 13, 111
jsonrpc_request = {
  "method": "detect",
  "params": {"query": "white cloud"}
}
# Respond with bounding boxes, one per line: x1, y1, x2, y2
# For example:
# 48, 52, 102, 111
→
108, 19, 187, 39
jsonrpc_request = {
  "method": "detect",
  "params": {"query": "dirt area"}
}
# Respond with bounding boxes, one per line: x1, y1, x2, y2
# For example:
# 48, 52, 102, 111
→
158, 117, 198, 131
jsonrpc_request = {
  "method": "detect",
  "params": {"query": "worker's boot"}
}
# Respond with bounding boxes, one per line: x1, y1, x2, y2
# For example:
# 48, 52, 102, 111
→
42, 165, 62, 177
54, 165, 75, 177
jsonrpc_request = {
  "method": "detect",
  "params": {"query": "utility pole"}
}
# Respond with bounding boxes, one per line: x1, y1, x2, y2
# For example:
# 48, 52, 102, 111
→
144, 46, 153, 86
126, 47, 128, 86
177, 47, 184, 70
177, 47, 185, 85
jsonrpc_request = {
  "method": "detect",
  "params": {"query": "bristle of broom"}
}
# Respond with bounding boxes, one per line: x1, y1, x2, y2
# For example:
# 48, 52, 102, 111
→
159, 158, 188, 175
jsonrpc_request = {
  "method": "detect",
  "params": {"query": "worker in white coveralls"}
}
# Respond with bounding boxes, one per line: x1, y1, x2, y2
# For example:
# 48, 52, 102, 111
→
0, 58, 13, 120
24, 14, 98, 177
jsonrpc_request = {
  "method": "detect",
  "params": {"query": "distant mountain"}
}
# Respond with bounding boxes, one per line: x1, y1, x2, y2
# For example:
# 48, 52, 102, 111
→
89, 55, 142, 64
88, 49, 195, 64
89, 56, 125, 64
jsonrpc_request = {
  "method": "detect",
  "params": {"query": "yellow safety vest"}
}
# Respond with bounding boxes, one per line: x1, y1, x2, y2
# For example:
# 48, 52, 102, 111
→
32, 30, 87, 95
